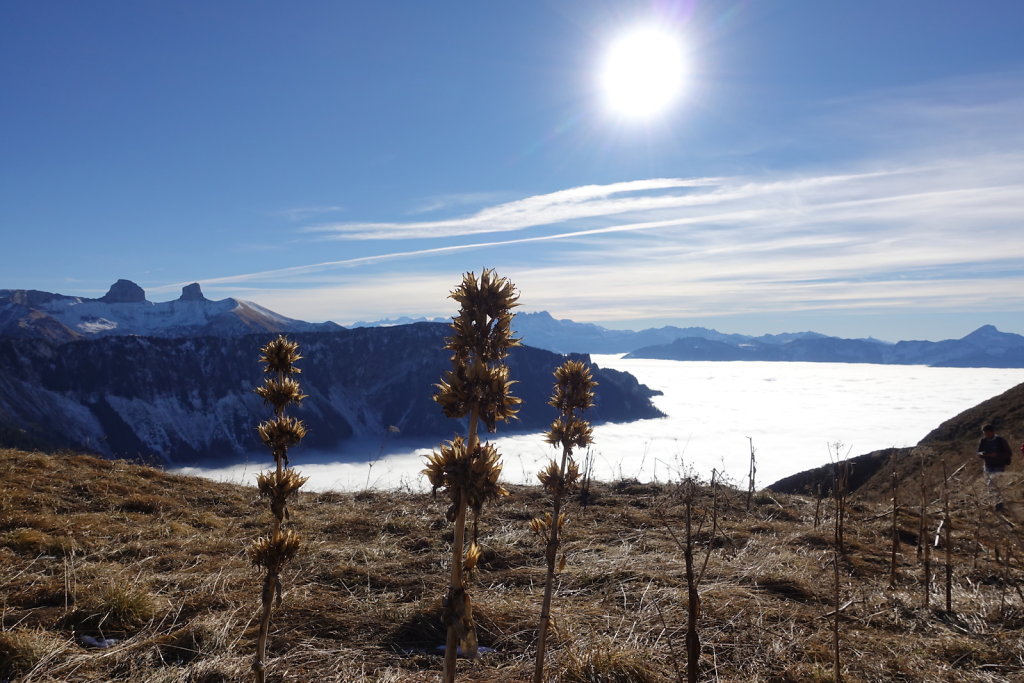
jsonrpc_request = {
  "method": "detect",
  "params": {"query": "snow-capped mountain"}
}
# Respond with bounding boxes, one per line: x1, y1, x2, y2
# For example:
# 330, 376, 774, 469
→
0, 279, 341, 341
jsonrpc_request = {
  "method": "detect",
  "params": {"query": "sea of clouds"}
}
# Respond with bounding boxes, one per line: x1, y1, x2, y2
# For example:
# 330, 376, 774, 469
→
177, 356, 1024, 492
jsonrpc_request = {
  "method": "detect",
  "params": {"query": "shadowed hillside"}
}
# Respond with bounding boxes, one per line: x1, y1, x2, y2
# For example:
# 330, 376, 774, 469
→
2, 448, 1022, 681
0, 327, 663, 465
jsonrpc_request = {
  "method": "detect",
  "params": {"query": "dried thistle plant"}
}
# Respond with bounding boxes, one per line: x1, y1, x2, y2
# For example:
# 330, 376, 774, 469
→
249, 336, 308, 683
532, 359, 596, 683
424, 269, 520, 683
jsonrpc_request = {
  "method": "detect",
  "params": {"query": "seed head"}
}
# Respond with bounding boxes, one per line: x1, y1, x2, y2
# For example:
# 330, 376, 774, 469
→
549, 360, 597, 415
256, 468, 308, 520
538, 459, 581, 497
257, 415, 308, 453
255, 377, 307, 414
434, 359, 521, 429
423, 437, 509, 516
545, 417, 593, 454
529, 511, 566, 537
248, 529, 301, 572
529, 515, 549, 536
259, 336, 303, 375
444, 269, 521, 364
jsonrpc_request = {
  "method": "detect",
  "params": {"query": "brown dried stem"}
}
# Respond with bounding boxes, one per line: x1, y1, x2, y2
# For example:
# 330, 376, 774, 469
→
251, 336, 306, 683
427, 269, 518, 683
533, 360, 596, 683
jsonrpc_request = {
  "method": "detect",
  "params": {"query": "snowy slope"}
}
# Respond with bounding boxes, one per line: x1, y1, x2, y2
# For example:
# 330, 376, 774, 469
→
0, 279, 340, 340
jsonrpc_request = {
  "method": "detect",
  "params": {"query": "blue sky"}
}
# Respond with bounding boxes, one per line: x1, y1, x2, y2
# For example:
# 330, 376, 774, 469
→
3, 1, 1023, 341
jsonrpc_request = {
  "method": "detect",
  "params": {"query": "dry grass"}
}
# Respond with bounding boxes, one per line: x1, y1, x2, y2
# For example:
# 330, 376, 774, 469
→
1, 448, 1023, 681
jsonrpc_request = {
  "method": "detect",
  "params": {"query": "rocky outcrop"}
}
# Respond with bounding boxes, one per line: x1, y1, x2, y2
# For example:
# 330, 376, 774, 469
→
178, 283, 206, 302
100, 279, 147, 304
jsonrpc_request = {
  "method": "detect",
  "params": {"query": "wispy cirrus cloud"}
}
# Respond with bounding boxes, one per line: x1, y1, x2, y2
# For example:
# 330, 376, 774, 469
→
406, 191, 511, 215
302, 177, 725, 240
161, 72, 1024, 337
160, 153, 1024, 301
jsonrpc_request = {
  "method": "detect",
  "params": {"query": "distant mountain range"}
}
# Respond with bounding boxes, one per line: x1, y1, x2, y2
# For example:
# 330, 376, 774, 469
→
505, 311, 840, 354
3, 281, 1022, 367
623, 324, 1024, 368
0, 281, 662, 465
359, 311, 1024, 368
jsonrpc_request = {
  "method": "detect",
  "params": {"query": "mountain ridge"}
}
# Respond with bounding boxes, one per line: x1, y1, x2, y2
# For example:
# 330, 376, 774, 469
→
3, 281, 1021, 367
624, 326, 1024, 368
359, 310, 1024, 367
0, 280, 340, 342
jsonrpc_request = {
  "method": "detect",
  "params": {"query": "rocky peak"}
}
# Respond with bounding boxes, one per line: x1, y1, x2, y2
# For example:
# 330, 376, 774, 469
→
99, 279, 146, 304
179, 283, 206, 302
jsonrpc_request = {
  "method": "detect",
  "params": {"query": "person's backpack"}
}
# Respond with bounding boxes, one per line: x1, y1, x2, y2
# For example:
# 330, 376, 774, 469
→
997, 437, 1013, 467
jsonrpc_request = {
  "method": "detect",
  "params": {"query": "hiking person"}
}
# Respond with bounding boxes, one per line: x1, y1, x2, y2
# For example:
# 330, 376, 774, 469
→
977, 423, 1012, 512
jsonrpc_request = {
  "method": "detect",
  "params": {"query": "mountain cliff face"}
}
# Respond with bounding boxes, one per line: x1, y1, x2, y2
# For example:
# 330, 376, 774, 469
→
0, 280, 340, 342
0, 324, 662, 465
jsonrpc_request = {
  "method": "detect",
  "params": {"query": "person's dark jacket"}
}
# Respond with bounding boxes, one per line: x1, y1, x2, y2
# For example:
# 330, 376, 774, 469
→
978, 435, 1013, 472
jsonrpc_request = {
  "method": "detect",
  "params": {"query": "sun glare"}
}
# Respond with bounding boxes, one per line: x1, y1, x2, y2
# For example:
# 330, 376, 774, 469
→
599, 25, 687, 121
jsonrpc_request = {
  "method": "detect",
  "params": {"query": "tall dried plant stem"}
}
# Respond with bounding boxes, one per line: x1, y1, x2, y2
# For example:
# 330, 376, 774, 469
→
832, 511, 842, 683
684, 484, 700, 683
889, 459, 900, 589
426, 269, 520, 683
746, 436, 756, 511
254, 570, 275, 683
831, 452, 848, 683
532, 360, 594, 683
814, 483, 823, 529
658, 474, 717, 683
443, 406, 479, 682
444, 488, 468, 681
834, 460, 848, 556
920, 460, 931, 610
250, 336, 307, 683
941, 462, 954, 612
532, 446, 567, 683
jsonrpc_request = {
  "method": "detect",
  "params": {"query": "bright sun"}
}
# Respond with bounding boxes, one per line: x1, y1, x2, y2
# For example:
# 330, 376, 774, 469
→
599, 26, 687, 121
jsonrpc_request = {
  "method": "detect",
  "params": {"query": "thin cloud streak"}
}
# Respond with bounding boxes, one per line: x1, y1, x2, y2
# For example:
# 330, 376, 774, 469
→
155, 72, 1024, 334
303, 176, 729, 239
156, 153, 1024, 317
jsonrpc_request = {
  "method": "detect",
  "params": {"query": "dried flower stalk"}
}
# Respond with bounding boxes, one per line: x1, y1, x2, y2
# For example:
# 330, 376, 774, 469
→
250, 336, 307, 683
532, 360, 596, 683
425, 269, 519, 683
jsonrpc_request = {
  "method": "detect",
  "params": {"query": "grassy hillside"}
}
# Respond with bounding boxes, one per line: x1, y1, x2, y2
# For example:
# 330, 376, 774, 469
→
1, 448, 1022, 682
